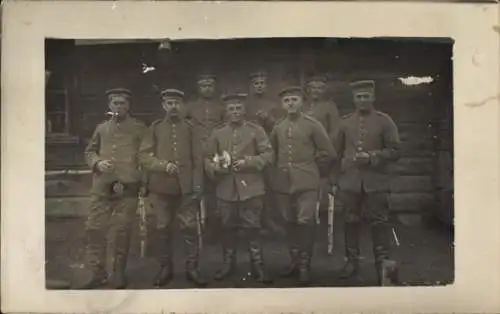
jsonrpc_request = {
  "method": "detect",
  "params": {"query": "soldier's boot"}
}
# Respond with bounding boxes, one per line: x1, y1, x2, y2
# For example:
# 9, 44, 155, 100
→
183, 230, 207, 287
248, 230, 273, 285
154, 228, 174, 287
297, 251, 312, 286
109, 231, 131, 289
372, 223, 398, 286
280, 247, 300, 277
214, 248, 236, 281
338, 222, 361, 280
297, 225, 315, 286
281, 223, 300, 277
76, 229, 108, 289
215, 229, 237, 281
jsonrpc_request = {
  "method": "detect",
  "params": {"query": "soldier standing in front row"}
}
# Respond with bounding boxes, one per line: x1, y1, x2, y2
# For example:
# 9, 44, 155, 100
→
80, 88, 147, 289
139, 89, 207, 287
205, 93, 274, 284
270, 86, 337, 285
185, 73, 226, 241
332, 80, 401, 285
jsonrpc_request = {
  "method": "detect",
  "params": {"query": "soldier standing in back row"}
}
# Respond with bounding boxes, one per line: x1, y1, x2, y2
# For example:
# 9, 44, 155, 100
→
246, 71, 285, 133
270, 86, 337, 286
304, 74, 341, 214
246, 70, 286, 235
205, 93, 274, 284
139, 89, 207, 287
185, 73, 226, 241
331, 80, 401, 286
80, 88, 147, 289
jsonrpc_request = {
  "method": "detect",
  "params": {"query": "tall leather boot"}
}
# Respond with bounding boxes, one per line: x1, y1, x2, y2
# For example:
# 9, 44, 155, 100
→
297, 224, 315, 286
109, 229, 131, 289
371, 223, 397, 286
281, 223, 300, 278
214, 228, 237, 281
76, 229, 108, 289
153, 228, 174, 287
248, 229, 272, 284
183, 229, 207, 287
338, 221, 361, 279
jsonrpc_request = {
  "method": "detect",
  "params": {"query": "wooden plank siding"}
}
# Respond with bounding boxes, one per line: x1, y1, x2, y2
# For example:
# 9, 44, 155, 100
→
45, 38, 453, 221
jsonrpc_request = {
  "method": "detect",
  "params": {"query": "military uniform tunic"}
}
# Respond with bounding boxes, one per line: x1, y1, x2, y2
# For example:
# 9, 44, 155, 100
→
246, 95, 286, 134
205, 121, 273, 228
270, 113, 337, 224
303, 99, 341, 141
334, 110, 400, 194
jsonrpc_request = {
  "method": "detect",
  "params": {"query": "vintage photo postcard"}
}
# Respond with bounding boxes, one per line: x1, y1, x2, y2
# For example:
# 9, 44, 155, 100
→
2, 1, 499, 313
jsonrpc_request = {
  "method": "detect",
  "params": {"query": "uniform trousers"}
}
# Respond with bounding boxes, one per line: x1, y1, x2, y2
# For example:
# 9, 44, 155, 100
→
217, 196, 265, 268
338, 187, 391, 265
148, 193, 201, 271
85, 193, 137, 275
275, 190, 318, 269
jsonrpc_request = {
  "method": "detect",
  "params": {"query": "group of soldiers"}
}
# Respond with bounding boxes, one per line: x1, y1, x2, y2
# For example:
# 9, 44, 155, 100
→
78, 70, 401, 289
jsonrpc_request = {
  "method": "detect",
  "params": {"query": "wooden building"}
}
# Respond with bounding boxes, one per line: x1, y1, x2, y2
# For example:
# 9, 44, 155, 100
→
45, 38, 454, 225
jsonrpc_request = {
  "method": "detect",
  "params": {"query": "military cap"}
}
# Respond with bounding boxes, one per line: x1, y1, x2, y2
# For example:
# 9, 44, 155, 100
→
160, 88, 185, 99
249, 71, 267, 80
350, 80, 375, 93
305, 73, 328, 84
278, 86, 304, 98
105, 88, 132, 99
197, 73, 217, 83
221, 93, 248, 104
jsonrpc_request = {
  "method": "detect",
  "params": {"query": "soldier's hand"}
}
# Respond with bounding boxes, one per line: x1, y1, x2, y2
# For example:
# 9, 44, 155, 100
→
355, 152, 370, 165
139, 186, 148, 198
97, 160, 114, 172
232, 158, 248, 172
213, 162, 229, 174
165, 162, 179, 175
329, 185, 338, 196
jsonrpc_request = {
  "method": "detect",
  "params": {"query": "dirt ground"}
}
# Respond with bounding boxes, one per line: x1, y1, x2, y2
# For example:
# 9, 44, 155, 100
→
45, 212, 454, 289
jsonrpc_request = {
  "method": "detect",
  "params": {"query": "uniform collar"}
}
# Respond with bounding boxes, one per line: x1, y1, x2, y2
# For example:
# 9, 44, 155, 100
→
356, 109, 375, 118
229, 120, 245, 129
164, 115, 182, 124
110, 114, 130, 124
286, 112, 303, 122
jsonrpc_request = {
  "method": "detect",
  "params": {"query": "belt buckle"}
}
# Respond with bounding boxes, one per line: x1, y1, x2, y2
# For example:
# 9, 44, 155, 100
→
112, 181, 125, 196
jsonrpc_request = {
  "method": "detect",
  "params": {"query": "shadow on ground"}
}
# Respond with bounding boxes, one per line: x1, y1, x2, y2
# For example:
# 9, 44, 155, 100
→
46, 212, 454, 289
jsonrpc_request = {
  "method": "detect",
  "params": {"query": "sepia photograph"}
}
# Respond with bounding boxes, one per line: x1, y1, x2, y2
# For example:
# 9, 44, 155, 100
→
2, 1, 499, 313
44, 37, 454, 290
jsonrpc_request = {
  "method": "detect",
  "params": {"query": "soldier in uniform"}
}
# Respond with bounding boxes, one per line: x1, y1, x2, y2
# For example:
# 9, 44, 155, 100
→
246, 70, 285, 133
270, 86, 337, 285
331, 80, 401, 285
205, 93, 274, 284
246, 70, 286, 235
81, 88, 147, 289
303, 74, 341, 214
303, 74, 341, 140
139, 89, 206, 287
185, 73, 225, 242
